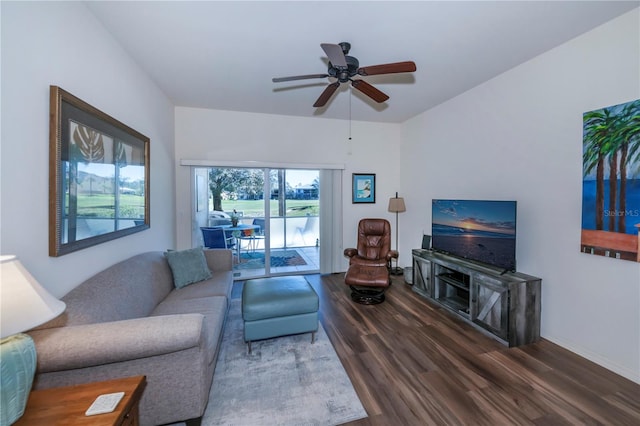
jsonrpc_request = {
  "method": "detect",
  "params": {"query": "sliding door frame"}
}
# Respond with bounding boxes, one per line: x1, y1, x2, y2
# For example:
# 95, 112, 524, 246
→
183, 160, 344, 275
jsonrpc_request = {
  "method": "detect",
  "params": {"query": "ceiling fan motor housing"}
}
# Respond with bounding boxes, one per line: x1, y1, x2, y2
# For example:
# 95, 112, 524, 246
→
330, 56, 360, 82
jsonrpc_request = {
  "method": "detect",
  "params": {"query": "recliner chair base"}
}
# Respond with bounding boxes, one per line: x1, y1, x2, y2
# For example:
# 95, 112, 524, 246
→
349, 286, 386, 305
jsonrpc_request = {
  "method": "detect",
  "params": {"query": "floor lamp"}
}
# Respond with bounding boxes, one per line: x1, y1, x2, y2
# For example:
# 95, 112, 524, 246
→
388, 192, 406, 275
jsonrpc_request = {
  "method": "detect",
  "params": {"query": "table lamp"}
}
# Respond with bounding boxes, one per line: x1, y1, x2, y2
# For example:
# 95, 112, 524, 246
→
388, 192, 406, 275
0, 255, 66, 426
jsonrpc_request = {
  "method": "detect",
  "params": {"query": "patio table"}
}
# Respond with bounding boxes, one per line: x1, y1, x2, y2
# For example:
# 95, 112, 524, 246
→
221, 224, 260, 259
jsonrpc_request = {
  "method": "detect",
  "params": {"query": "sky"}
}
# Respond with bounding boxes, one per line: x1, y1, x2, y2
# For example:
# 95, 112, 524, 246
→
79, 163, 144, 182
286, 169, 318, 187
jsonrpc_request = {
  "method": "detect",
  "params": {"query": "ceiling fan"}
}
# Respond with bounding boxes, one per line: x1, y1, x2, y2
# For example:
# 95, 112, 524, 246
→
272, 42, 416, 108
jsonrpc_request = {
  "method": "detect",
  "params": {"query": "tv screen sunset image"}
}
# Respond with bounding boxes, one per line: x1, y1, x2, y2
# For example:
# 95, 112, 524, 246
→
432, 200, 517, 270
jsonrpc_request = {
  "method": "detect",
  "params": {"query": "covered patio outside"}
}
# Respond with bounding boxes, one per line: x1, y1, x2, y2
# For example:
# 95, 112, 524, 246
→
231, 215, 320, 279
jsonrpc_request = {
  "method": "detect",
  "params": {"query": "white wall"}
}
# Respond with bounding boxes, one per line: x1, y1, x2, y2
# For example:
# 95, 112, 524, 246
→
0, 2, 176, 297
174, 107, 402, 267
401, 10, 640, 383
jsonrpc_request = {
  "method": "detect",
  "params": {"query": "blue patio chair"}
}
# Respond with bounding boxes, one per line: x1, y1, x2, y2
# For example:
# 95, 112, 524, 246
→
201, 227, 235, 250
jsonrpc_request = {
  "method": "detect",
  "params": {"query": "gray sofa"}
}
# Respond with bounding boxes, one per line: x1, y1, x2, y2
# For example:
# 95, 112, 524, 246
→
28, 249, 234, 426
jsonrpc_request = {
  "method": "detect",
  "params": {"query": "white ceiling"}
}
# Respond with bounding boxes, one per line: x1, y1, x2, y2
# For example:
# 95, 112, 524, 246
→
85, 1, 639, 123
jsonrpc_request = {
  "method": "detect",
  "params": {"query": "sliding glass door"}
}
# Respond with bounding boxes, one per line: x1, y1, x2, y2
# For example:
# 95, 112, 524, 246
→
193, 166, 320, 279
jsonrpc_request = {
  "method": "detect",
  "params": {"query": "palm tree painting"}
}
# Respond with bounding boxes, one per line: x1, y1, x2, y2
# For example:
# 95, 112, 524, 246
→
582, 99, 640, 262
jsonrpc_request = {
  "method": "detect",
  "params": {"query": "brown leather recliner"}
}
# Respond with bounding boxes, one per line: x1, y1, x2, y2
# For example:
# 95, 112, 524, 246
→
344, 218, 398, 304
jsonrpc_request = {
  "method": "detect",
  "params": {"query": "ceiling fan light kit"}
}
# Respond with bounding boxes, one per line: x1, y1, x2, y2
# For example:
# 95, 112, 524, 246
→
273, 42, 416, 108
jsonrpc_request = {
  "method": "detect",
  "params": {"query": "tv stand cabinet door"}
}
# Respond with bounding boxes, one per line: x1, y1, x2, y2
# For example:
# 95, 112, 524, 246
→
412, 255, 432, 298
471, 276, 509, 342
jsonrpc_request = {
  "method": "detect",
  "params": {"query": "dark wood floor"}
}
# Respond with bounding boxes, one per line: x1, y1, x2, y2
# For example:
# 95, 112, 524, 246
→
301, 273, 640, 426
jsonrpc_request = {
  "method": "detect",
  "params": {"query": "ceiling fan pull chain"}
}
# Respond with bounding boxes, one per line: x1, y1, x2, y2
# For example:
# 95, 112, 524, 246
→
349, 89, 352, 141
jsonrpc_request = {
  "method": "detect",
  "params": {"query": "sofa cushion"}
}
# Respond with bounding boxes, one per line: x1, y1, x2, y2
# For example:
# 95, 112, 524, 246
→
165, 247, 212, 289
29, 314, 205, 372
151, 296, 228, 365
151, 296, 227, 318
162, 271, 233, 303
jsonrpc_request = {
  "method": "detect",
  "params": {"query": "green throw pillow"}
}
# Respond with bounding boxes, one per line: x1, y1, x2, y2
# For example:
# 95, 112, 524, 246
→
164, 247, 212, 289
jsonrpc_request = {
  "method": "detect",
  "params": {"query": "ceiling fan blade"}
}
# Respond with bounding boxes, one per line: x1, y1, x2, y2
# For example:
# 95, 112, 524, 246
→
357, 61, 417, 76
351, 79, 389, 103
321, 43, 347, 68
313, 82, 340, 107
272, 73, 329, 83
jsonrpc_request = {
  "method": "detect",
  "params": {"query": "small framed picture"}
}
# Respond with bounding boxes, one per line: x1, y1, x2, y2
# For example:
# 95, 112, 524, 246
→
352, 173, 376, 203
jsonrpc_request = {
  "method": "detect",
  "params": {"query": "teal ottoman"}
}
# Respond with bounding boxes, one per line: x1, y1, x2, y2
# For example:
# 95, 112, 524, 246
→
242, 276, 319, 354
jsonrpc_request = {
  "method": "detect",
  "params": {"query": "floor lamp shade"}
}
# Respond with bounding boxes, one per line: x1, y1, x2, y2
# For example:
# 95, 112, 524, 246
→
0, 255, 66, 426
388, 193, 406, 275
388, 196, 406, 214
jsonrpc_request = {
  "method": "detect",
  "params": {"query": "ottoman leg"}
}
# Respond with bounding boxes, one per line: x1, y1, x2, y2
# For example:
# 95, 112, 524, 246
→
311, 331, 316, 344
247, 341, 252, 355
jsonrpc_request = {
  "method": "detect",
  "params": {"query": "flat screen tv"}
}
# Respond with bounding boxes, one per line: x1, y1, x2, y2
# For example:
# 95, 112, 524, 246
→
431, 199, 517, 272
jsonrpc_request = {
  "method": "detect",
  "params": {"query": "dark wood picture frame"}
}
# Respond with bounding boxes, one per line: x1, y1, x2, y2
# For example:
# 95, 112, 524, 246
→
352, 173, 376, 204
49, 86, 150, 257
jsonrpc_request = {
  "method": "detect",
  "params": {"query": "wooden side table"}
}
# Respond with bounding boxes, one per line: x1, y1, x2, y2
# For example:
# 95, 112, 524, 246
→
14, 375, 146, 426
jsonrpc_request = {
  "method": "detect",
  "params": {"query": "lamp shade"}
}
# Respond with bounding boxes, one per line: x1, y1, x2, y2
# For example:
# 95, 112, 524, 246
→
388, 196, 406, 213
0, 255, 66, 338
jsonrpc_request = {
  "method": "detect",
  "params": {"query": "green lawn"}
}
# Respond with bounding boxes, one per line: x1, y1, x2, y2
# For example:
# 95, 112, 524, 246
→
73, 193, 145, 218
219, 199, 319, 217
72, 194, 317, 219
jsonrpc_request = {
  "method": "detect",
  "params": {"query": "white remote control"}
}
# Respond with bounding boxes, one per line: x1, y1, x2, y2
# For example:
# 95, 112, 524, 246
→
85, 391, 125, 416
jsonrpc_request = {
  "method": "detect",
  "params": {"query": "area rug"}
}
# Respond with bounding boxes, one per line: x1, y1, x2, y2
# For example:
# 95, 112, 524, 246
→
235, 249, 307, 269
201, 298, 367, 426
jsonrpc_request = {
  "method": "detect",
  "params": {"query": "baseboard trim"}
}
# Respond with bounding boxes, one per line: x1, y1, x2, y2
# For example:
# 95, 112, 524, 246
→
543, 335, 640, 384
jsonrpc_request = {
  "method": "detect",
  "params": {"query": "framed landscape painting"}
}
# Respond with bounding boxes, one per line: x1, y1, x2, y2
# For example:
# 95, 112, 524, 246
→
49, 86, 150, 257
352, 173, 376, 203
581, 99, 640, 262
